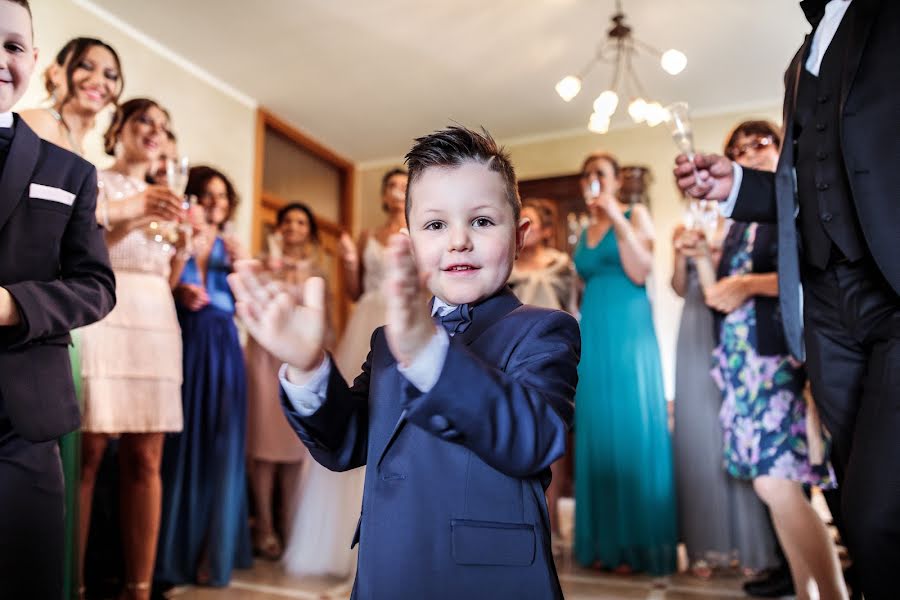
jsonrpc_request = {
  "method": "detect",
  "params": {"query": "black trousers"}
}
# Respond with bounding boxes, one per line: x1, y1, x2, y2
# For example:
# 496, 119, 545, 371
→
803, 257, 900, 600
0, 422, 65, 600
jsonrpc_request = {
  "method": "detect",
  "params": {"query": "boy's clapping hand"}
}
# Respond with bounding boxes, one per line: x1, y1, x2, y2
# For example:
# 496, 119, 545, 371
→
228, 259, 327, 376
383, 233, 438, 367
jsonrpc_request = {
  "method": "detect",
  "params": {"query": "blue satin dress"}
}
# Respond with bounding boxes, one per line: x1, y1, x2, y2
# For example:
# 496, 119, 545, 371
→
156, 237, 252, 586
572, 221, 677, 575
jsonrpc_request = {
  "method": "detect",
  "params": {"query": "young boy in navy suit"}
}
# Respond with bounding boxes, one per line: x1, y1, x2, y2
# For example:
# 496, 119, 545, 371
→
0, 1, 116, 596
231, 126, 579, 599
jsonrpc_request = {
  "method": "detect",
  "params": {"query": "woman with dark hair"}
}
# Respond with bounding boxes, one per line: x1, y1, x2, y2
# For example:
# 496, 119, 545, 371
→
671, 123, 778, 576
703, 120, 846, 599
76, 98, 187, 600
20, 37, 123, 157
572, 151, 677, 575
244, 203, 326, 560
155, 166, 252, 588
18, 35, 125, 598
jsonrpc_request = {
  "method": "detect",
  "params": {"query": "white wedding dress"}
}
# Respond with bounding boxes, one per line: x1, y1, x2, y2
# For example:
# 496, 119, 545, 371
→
281, 237, 387, 579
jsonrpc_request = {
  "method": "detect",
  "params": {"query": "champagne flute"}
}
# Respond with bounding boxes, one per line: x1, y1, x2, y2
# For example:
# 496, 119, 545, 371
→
665, 102, 702, 182
167, 156, 192, 254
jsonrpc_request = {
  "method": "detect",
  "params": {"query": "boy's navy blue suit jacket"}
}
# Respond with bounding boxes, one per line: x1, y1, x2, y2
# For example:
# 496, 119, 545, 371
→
282, 287, 579, 599
0, 116, 115, 442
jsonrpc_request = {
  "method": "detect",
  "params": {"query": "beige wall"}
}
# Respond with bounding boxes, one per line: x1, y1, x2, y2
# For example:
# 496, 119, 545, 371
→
17, 0, 257, 243
354, 107, 782, 398
263, 130, 342, 223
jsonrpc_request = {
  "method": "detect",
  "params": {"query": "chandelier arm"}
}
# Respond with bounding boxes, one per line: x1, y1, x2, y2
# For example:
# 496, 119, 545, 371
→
631, 37, 663, 58
626, 47, 649, 99
610, 39, 625, 92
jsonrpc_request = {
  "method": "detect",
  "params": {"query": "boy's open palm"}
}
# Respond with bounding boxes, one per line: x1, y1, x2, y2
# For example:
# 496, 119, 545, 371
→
384, 234, 437, 367
228, 260, 326, 372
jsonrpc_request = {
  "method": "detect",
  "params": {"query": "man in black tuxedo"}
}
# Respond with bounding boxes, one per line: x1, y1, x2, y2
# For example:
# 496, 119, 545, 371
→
674, 1, 898, 597
0, 1, 116, 597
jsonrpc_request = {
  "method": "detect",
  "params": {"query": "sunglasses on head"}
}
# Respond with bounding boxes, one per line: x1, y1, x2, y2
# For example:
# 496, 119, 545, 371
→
727, 135, 775, 159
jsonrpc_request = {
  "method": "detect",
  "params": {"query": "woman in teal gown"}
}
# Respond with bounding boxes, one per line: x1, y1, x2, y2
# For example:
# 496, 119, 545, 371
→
573, 152, 677, 575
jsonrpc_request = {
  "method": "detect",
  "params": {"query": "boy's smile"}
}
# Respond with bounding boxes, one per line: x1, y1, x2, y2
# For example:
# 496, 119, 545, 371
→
0, 0, 37, 113
408, 161, 528, 307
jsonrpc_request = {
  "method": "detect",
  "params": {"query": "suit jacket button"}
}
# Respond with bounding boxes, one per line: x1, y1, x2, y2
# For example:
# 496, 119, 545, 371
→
817, 94, 830, 104
816, 182, 829, 191
821, 212, 833, 223
815, 123, 826, 132
815, 151, 828, 161
429, 415, 450, 430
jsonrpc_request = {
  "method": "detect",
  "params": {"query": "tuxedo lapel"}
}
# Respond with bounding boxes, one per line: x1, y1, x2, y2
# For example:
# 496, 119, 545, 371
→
455, 287, 522, 346
375, 287, 522, 467
0, 117, 40, 234
840, 0, 880, 111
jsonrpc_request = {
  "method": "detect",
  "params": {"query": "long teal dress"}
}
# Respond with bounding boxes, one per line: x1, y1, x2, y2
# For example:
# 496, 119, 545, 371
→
572, 220, 677, 575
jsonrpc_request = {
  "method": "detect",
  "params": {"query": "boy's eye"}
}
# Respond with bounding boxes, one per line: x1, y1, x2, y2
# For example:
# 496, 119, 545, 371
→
77, 60, 94, 71
472, 217, 494, 227
105, 70, 119, 82
4, 43, 25, 53
424, 221, 445, 231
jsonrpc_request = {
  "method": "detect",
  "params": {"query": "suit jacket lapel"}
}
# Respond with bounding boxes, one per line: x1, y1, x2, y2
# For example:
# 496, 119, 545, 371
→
455, 287, 522, 346
375, 287, 522, 467
840, 0, 880, 112
0, 116, 40, 235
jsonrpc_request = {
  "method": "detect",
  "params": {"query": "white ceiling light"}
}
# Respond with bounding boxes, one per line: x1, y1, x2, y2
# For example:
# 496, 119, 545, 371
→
554, 0, 687, 133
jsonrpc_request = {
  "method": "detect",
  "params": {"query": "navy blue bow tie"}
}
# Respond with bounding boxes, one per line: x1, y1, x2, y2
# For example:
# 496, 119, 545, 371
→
436, 304, 472, 336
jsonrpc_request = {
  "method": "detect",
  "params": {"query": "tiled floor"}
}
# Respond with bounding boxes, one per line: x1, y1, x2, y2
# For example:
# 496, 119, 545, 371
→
169, 559, 754, 599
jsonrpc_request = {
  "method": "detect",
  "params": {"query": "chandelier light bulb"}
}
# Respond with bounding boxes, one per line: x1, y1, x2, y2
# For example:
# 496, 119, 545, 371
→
555, 76, 582, 102
592, 90, 619, 116
644, 102, 668, 127
588, 112, 610, 134
627, 98, 648, 123
660, 49, 687, 75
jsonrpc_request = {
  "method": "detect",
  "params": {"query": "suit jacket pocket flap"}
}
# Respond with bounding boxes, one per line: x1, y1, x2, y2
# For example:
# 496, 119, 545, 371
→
0, 346, 78, 442
451, 519, 535, 566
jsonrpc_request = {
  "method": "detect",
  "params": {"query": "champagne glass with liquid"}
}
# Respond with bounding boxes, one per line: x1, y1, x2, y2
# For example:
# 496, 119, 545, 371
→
168, 156, 192, 254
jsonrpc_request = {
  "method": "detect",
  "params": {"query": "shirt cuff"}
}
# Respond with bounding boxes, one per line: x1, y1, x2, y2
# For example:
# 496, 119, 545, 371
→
397, 328, 450, 393
720, 162, 743, 218
279, 356, 331, 417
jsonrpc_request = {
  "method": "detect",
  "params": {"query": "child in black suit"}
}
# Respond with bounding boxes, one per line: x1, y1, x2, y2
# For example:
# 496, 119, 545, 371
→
0, 1, 116, 596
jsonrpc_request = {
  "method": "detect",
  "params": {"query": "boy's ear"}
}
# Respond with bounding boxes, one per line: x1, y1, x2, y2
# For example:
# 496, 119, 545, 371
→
515, 217, 531, 257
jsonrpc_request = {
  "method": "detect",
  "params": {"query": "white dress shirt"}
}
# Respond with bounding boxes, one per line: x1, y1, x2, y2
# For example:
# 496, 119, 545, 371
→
0, 112, 13, 128
280, 299, 454, 416
722, 0, 852, 217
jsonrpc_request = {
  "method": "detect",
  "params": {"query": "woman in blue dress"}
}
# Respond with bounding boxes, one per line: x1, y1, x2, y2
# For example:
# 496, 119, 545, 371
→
573, 152, 677, 575
155, 166, 252, 588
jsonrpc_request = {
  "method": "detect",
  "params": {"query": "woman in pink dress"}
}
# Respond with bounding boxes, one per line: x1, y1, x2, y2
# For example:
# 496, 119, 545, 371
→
77, 98, 188, 600
245, 203, 327, 559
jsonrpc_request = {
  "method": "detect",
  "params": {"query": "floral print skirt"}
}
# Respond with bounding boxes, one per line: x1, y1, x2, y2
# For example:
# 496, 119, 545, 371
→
711, 225, 835, 488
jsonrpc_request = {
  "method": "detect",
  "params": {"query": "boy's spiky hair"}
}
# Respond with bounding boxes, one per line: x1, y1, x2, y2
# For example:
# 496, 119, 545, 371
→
404, 125, 520, 222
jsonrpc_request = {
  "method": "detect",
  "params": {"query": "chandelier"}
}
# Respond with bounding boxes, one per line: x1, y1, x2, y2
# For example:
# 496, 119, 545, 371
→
555, 1, 687, 134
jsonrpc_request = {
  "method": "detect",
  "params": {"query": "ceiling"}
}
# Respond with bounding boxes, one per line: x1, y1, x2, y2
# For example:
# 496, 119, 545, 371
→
89, 0, 809, 162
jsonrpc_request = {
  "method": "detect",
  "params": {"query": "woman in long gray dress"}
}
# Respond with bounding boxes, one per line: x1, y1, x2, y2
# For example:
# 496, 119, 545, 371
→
671, 222, 776, 575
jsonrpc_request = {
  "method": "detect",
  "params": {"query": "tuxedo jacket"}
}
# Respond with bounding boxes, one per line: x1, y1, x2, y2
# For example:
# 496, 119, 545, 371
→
0, 116, 115, 442
282, 288, 580, 600
732, 0, 899, 358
